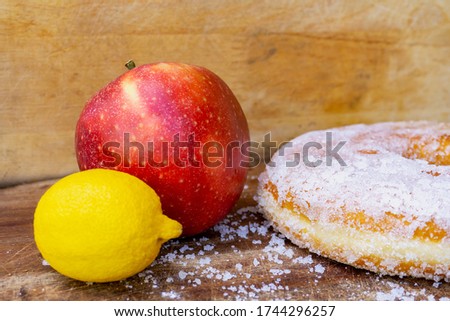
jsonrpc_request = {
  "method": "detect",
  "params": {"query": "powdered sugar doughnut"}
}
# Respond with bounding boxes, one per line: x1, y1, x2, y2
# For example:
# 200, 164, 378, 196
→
257, 121, 450, 281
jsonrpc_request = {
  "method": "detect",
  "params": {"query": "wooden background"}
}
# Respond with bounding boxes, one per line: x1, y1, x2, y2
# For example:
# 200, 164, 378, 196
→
1, 0, 450, 186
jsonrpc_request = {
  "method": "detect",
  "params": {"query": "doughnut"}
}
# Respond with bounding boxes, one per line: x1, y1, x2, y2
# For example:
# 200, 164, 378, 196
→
257, 121, 450, 281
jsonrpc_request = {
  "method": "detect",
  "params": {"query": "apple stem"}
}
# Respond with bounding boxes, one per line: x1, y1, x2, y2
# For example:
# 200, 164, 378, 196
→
125, 60, 136, 70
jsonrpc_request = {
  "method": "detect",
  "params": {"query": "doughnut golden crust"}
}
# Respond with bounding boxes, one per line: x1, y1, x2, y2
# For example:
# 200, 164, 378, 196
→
257, 121, 450, 281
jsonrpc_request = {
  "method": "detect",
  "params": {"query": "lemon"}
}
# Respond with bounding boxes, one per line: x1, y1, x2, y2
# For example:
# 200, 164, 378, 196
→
34, 169, 182, 283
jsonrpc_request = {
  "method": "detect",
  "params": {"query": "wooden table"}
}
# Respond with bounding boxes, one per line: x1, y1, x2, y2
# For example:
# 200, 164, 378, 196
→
1, 167, 449, 301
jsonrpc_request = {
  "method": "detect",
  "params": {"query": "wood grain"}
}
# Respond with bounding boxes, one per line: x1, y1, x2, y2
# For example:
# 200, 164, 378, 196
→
1, 167, 449, 301
1, 1, 450, 186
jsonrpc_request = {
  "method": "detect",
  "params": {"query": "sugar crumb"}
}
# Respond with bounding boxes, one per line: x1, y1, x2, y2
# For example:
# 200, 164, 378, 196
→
179, 245, 193, 253
314, 264, 325, 274
178, 271, 188, 280
161, 291, 180, 299
293, 255, 313, 265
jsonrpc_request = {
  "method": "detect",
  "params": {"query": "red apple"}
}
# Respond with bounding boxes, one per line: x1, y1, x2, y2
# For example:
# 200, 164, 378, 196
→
75, 62, 250, 236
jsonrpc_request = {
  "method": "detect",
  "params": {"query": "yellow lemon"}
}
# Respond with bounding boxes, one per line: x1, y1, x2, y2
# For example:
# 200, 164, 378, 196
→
34, 169, 182, 282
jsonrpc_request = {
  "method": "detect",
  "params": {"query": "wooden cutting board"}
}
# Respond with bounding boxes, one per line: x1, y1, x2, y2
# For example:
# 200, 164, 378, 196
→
1, 167, 449, 301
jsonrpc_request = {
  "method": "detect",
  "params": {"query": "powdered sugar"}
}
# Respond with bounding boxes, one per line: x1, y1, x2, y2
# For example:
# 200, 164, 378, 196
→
314, 264, 325, 274
257, 121, 450, 282
293, 255, 313, 265
161, 290, 181, 299
135, 206, 348, 300
130, 167, 449, 300
373, 280, 450, 301
178, 271, 188, 280
262, 121, 450, 235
